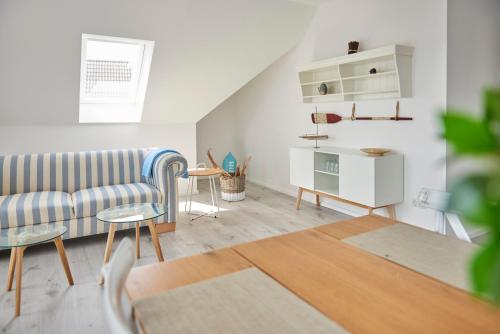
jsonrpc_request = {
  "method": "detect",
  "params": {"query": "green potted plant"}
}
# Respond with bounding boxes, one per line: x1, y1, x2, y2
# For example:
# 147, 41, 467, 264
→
441, 89, 500, 304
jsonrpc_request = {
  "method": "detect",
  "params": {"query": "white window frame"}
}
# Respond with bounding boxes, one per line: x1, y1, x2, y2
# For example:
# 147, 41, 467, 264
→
79, 34, 155, 123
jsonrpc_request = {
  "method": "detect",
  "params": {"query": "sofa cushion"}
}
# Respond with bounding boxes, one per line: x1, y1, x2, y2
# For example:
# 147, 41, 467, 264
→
0, 191, 74, 228
72, 183, 162, 219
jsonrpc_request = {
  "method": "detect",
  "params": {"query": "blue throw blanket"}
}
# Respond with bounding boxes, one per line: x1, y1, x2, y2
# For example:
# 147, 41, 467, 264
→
142, 149, 188, 180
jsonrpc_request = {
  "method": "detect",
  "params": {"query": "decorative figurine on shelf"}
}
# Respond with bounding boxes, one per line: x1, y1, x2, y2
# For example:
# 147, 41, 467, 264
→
348, 41, 359, 54
369, 68, 377, 74
318, 83, 328, 95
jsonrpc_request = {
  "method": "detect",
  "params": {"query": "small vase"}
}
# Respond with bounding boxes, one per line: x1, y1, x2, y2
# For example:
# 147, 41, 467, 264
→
348, 41, 359, 54
318, 83, 328, 95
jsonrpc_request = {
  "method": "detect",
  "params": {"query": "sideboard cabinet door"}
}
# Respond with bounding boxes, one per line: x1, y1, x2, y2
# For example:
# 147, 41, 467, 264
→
339, 155, 375, 207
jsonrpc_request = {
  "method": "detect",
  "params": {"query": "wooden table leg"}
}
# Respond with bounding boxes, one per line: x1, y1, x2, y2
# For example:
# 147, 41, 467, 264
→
296, 187, 303, 210
315, 194, 320, 207
54, 237, 74, 285
135, 222, 141, 259
147, 220, 164, 262
15, 247, 25, 317
368, 207, 374, 215
386, 205, 397, 220
100, 223, 117, 285
6, 248, 16, 291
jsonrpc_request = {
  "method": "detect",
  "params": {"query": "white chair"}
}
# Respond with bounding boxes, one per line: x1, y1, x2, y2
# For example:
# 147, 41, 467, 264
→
101, 238, 138, 334
413, 188, 472, 242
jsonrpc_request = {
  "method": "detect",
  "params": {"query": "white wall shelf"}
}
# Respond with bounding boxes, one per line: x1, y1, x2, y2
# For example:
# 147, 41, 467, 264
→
342, 70, 397, 81
314, 169, 339, 176
297, 45, 413, 103
301, 79, 341, 86
343, 88, 400, 96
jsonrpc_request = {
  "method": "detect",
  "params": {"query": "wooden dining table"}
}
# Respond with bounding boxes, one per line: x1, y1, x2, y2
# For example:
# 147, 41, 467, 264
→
125, 215, 500, 333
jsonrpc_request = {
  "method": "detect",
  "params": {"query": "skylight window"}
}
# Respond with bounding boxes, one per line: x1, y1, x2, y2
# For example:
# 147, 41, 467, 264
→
79, 34, 154, 123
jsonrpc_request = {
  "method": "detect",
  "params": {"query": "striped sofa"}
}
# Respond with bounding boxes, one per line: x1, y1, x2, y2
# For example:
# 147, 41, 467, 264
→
0, 149, 187, 239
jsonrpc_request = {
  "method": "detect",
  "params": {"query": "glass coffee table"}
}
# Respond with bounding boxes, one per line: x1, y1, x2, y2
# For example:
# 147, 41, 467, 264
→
97, 203, 168, 284
0, 223, 73, 316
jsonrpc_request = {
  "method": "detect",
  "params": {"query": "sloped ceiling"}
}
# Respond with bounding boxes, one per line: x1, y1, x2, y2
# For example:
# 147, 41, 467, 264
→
0, 0, 316, 125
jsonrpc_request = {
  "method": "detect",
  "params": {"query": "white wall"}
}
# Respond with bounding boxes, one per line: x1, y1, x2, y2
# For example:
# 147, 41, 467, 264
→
446, 0, 500, 184
0, 0, 315, 125
0, 125, 195, 156
197, 98, 243, 165
198, 0, 449, 230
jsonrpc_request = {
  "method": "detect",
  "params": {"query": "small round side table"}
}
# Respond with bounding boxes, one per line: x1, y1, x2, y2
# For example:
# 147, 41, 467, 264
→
185, 165, 223, 220
97, 203, 168, 285
1, 223, 73, 317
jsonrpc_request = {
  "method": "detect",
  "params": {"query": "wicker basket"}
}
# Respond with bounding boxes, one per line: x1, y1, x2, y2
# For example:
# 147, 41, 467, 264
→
220, 175, 246, 201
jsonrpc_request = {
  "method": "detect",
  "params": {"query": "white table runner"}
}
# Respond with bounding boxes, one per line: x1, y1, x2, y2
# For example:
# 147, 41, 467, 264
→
133, 267, 346, 334
344, 223, 478, 291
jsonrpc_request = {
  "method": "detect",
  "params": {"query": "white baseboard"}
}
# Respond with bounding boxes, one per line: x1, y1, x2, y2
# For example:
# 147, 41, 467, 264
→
246, 177, 360, 218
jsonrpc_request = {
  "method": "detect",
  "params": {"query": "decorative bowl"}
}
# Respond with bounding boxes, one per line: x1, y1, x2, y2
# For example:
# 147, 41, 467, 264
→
360, 148, 392, 156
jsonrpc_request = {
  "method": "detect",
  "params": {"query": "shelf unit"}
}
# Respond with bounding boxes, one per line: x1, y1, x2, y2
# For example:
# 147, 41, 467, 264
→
297, 45, 413, 103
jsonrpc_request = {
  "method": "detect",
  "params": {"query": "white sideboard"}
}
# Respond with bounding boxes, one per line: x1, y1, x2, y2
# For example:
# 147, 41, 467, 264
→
290, 146, 404, 217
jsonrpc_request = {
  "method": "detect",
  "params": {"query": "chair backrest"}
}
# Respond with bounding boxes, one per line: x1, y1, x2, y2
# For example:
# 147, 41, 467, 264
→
102, 238, 136, 334
0, 148, 151, 195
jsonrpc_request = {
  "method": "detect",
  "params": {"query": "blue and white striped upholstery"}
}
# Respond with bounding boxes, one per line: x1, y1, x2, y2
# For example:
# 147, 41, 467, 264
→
0, 149, 188, 240
72, 183, 161, 219
0, 191, 74, 228
0, 149, 148, 196
149, 152, 188, 223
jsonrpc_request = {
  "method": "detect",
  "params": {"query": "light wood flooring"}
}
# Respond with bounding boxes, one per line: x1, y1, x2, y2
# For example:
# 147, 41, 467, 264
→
0, 180, 350, 334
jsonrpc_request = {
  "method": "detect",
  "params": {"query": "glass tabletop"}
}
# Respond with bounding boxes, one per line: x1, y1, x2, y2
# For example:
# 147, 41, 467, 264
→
0, 223, 67, 248
96, 203, 168, 224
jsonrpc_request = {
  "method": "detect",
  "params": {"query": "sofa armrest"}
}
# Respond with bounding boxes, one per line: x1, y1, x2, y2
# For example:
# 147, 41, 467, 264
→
148, 152, 188, 223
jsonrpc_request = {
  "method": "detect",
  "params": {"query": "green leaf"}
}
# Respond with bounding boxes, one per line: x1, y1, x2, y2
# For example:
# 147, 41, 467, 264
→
448, 175, 500, 227
470, 241, 500, 304
484, 89, 500, 123
484, 89, 500, 143
441, 113, 497, 154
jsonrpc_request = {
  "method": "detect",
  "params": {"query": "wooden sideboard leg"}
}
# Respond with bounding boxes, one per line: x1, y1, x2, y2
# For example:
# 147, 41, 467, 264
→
368, 207, 373, 215
6, 248, 16, 291
315, 194, 320, 207
296, 187, 304, 210
386, 205, 397, 220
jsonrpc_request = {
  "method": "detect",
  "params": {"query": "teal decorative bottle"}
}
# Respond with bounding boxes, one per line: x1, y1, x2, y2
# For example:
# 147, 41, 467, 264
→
222, 152, 237, 175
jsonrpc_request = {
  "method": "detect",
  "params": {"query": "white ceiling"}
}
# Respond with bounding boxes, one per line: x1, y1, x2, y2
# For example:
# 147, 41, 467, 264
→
0, 0, 316, 125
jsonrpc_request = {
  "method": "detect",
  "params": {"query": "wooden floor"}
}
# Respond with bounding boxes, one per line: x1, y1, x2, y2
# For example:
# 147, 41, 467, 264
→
0, 181, 350, 334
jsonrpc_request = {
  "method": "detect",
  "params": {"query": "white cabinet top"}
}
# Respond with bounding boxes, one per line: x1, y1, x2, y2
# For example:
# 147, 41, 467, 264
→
292, 146, 402, 158
296, 45, 414, 72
